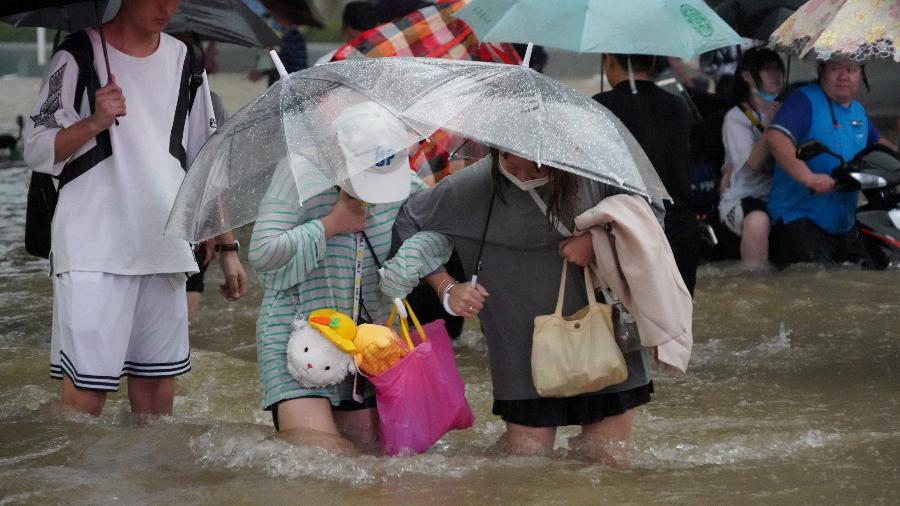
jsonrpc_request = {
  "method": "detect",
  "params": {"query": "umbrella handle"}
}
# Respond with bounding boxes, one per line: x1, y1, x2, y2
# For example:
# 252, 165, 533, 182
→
393, 297, 408, 320
270, 50, 288, 78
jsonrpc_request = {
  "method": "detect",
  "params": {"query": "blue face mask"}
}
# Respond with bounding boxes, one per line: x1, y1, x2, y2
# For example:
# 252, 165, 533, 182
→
754, 89, 779, 102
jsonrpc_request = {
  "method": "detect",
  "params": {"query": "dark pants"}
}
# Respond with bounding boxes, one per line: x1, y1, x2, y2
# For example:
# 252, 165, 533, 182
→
771, 218, 878, 269
665, 206, 701, 296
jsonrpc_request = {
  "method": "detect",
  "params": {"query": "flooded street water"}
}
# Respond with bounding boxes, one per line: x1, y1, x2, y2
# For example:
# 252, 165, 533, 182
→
1, 160, 898, 504
1, 72, 899, 504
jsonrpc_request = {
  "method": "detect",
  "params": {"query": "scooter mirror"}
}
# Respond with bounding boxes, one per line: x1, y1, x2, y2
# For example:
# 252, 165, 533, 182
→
796, 140, 829, 160
16, 115, 24, 129
889, 209, 900, 230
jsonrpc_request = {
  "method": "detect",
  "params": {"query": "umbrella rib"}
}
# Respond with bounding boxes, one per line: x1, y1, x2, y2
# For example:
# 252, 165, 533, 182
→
524, 67, 545, 166
275, 79, 300, 202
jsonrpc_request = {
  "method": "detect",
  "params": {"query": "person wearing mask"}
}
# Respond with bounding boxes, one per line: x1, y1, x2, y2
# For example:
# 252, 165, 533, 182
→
718, 48, 785, 271
380, 150, 657, 465
249, 103, 425, 453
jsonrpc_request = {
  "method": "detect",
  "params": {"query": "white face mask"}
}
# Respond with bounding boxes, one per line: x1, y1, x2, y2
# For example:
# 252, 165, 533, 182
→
499, 157, 549, 191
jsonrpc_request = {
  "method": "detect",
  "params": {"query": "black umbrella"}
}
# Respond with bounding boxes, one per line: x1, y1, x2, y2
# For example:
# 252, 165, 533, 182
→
707, 0, 805, 40
2, 0, 281, 48
0, 0, 92, 17
1, 0, 115, 85
166, 0, 281, 48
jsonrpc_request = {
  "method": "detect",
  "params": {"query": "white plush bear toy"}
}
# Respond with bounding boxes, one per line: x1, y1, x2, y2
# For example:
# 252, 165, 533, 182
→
286, 318, 357, 388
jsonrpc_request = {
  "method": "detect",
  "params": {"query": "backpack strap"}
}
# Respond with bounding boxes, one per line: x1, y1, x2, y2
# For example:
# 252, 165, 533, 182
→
169, 41, 206, 171
55, 30, 113, 190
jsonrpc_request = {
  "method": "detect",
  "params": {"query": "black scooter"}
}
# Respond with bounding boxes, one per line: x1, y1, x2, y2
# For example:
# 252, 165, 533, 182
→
796, 140, 900, 266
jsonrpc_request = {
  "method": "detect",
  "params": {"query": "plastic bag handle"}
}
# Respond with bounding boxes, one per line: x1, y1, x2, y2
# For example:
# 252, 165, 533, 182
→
387, 299, 426, 351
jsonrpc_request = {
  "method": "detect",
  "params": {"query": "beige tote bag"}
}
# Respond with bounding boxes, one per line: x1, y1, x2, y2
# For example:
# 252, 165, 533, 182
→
531, 261, 628, 397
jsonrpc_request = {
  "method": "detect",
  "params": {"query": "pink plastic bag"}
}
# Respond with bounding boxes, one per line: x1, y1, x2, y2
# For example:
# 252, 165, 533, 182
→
371, 312, 474, 456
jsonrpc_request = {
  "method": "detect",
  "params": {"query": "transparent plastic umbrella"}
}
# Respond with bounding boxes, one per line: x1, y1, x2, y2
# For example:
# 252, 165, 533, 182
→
167, 57, 667, 243
165, 58, 456, 243
399, 59, 669, 201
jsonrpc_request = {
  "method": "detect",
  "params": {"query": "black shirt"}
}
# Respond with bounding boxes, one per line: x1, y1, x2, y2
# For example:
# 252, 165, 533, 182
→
593, 80, 692, 208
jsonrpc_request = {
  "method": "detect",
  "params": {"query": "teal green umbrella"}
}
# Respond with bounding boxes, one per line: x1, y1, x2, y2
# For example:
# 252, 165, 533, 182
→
455, 0, 742, 58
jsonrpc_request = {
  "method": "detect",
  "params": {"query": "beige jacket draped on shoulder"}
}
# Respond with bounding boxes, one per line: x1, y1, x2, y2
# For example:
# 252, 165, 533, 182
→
574, 194, 693, 375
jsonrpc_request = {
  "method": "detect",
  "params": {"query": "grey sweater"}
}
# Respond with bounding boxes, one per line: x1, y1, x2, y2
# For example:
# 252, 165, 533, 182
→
387, 157, 651, 400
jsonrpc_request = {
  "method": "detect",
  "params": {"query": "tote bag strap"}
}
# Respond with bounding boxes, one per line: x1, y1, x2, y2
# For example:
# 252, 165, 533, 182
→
387, 299, 426, 350
553, 260, 598, 315
531, 189, 623, 306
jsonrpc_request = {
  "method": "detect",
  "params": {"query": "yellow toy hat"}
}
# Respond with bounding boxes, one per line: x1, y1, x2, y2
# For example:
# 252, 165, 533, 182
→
308, 309, 357, 354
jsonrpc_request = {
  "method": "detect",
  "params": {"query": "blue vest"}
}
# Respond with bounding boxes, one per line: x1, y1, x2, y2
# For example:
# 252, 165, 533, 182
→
767, 83, 869, 234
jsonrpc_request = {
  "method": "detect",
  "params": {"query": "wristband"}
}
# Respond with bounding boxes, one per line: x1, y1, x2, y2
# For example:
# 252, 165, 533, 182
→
214, 240, 240, 252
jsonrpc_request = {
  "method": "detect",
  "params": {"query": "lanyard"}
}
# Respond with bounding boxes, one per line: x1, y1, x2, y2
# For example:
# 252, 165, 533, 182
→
333, 186, 381, 324
353, 222, 383, 325
738, 103, 765, 134
351, 231, 366, 324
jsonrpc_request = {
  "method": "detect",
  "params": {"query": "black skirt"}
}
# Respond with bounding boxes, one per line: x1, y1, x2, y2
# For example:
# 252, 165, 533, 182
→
492, 382, 653, 428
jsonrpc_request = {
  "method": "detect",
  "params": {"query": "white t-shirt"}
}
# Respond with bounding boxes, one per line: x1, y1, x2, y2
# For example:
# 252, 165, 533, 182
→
719, 105, 773, 216
24, 30, 215, 276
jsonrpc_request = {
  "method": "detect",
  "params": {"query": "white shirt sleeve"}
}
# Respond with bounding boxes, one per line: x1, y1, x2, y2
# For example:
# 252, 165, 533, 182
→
721, 107, 756, 171
23, 50, 86, 176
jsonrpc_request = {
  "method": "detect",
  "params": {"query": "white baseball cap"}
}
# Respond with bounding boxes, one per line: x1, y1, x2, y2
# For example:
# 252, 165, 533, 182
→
333, 102, 413, 204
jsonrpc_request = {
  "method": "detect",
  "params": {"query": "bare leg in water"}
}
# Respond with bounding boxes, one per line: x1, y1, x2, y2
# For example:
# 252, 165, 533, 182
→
569, 409, 635, 467
493, 422, 557, 456
274, 397, 378, 454
334, 408, 380, 454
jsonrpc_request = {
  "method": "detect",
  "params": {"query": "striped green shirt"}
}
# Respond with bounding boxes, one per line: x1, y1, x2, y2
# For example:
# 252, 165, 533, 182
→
250, 162, 425, 409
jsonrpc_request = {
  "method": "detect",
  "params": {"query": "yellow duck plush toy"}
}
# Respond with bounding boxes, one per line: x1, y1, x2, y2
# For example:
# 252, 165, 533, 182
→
353, 323, 409, 376
308, 309, 409, 377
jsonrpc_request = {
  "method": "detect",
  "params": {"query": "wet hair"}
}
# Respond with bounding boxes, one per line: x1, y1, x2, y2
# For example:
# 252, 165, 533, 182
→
342, 2, 379, 32
607, 53, 657, 74
489, 149, 579, 226
732, 47, 785, 103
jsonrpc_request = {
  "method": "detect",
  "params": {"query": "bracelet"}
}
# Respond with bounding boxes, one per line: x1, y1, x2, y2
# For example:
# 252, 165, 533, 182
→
440, 280, 458, 301
437, 278, 456, 299
436, 278, 450, 298
442, 289, 460, 317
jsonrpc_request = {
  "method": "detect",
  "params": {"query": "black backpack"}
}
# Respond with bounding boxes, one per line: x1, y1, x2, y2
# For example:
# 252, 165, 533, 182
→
24, 31, 205, 259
